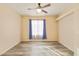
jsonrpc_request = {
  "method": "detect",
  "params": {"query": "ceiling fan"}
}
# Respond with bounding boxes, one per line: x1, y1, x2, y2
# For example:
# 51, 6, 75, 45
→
27, 3, 51, 13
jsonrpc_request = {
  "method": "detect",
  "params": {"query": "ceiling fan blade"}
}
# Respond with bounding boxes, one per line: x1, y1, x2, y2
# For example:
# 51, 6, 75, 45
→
42, 10, 48, 13
41, 4, 51, 8
27, 8, 36, 10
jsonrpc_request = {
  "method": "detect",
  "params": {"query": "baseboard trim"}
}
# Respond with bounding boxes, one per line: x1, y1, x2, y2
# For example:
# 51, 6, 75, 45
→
58, 42, 73, 52
21, 41, 58, 43
0, 41, 20, 55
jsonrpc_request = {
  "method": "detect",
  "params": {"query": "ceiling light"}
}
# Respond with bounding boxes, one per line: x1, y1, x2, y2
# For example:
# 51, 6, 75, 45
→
37, 9, 42, 13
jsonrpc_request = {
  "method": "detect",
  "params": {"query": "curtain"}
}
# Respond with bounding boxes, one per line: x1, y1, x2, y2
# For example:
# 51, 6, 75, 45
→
42, 19, 47, 39
29, 19, 32, 39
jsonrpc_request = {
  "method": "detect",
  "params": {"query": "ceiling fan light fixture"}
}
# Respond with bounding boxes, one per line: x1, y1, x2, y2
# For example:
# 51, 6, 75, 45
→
37, 8, 42, 13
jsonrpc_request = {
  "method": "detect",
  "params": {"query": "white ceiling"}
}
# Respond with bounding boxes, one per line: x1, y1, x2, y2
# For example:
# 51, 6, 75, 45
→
3, 3, 79, 16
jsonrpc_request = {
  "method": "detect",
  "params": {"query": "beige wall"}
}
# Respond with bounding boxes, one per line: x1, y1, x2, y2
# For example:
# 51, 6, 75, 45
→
57, 8, 78, 52
0, 5, 21, 55
57, 12, 74, 51
21, 16, 58, 41
74, 8, 79, 55
56, 7, 79, 55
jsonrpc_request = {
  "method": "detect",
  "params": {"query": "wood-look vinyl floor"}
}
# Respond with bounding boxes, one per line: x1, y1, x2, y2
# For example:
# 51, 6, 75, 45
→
2, 41, 73, 56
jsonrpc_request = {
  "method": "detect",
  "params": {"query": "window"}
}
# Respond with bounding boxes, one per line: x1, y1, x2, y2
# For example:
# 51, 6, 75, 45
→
32, 20, 43, 39
29, 19, 47, 39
